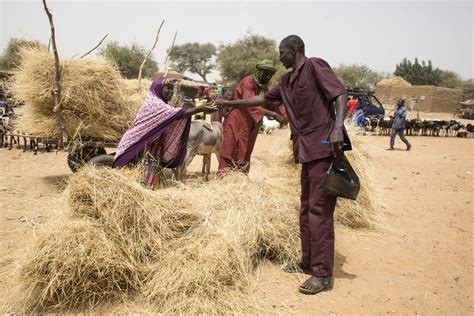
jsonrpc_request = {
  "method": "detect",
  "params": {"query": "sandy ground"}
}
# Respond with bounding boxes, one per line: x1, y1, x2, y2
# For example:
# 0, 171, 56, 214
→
0, 113, 473, 314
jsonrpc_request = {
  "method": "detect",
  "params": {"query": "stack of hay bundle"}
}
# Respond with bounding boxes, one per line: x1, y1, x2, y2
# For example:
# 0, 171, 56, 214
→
16, 167, 301, 313
15, 120, 379, 314
11, 47, 147, 140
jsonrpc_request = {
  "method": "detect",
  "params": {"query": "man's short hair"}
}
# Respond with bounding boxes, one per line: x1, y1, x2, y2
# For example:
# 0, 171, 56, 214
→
281, 35, 305, 54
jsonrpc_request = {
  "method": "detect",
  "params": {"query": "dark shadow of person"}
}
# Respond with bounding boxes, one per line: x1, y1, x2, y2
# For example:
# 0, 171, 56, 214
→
333, 251, 357, 280
42, 174, 70, 191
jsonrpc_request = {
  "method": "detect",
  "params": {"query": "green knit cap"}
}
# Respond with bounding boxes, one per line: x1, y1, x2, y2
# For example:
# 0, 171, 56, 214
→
255, 59, 276, 73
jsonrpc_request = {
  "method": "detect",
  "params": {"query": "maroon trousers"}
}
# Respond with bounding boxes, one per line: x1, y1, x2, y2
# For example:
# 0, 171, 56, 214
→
300, 156, 337, 277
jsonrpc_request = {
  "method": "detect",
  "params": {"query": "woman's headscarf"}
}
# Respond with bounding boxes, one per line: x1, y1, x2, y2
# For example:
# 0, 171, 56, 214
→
113, 76, 190, 169
150, 76, 176, 100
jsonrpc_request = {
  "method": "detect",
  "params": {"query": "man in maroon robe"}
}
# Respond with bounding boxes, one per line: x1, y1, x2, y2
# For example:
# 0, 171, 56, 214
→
216, 35, 350, 295
218, 60, 284, 174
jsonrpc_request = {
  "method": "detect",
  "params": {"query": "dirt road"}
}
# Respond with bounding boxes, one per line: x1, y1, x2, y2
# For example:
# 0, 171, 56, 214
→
0, 122, 472, 314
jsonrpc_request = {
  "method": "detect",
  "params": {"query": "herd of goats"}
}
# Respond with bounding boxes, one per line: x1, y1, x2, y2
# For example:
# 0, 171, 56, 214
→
359, 115, 474, 138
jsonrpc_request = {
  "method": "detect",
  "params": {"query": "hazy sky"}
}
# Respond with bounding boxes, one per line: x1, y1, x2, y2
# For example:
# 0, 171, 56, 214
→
1, 0, 472, 82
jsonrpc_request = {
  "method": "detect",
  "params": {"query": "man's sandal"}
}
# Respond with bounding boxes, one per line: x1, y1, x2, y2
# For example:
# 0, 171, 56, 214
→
298, 276, 333, 295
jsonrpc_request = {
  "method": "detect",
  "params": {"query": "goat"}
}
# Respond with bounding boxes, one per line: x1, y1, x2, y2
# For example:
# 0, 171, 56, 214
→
261, 116, 280, 135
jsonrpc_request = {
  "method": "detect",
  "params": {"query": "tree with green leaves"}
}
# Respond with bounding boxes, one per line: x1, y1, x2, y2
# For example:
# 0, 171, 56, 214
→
167, 42, 216, 82
217, 33, 283, 86
99, 41, 158, 79
333, 64, 387, 90
394, 58, 442, 86
462, 79, 474, 100
0, 38, 46, 70
438, 70, 464, 89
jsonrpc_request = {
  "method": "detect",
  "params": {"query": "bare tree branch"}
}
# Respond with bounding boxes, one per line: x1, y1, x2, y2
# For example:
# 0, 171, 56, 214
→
42, 0, 67, 139
138, 19, 165, 96
80, 34, 109, 58
164, 30, 178, 76
47, 37, 51, 52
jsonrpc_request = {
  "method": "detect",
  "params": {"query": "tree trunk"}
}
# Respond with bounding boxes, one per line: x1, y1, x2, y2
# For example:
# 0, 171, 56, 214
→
42, 0, 67, 140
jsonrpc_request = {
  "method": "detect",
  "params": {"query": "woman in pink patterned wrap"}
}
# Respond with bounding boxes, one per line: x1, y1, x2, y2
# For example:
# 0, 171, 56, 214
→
113, 76, 216, 189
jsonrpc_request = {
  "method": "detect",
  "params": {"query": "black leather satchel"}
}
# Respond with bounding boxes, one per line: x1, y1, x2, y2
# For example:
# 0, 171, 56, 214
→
323, 154, 360, 200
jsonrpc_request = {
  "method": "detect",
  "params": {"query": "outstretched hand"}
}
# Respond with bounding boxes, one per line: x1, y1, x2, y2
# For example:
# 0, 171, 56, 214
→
214, 99, 229, 108
200, 102, 219, 114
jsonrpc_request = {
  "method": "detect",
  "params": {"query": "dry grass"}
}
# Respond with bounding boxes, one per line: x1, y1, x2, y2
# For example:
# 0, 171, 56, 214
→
67, 167, 204, 263
142, 173, 300, 313
335, 125, 380, 229
265, 126, 380, 230
14, 120, 379, 313
16, 219, 138, 312
16, 166, 300, 314
11, 47, 145, 140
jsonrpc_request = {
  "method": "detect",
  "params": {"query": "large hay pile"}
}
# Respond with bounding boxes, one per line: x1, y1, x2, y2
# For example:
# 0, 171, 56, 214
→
15, 123, 379, 313
11, 47, 147, 140
16, 167, 300, 313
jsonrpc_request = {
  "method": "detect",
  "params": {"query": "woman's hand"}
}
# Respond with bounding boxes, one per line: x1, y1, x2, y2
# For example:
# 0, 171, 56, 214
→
182, 102, 217, 118
199, 103, 218, 114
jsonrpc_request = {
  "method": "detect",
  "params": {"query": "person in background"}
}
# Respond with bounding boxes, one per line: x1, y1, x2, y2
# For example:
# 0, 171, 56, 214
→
346, 95, 358, 119
113, 76, 216, 189
389, 99, 412, 151
214, 85, 222, 96
217, 59, 284, 174
194, 86, 211, 120
355, 98, 365, 127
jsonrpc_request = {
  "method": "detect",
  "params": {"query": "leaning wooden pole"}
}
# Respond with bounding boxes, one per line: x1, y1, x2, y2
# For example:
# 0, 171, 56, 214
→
138, 19, 165, 97
80, 34, 108, 58
42, 0, 67, 141
164, 30, 178, 76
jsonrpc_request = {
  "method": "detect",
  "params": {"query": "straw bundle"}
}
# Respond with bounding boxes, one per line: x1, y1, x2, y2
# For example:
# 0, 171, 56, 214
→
143, 174, 300, 314
67, 167, 204, 262
17, 219, 138, 312
143, 220, 257, 314
145, 230, 257, 312
120, 78, 148, 106
12, 47, 142, 140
